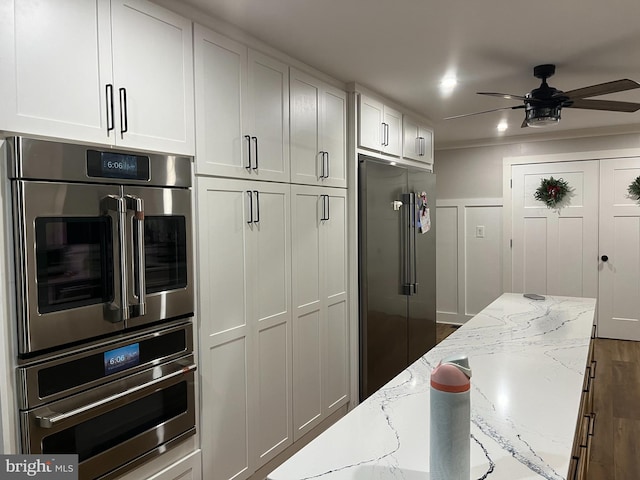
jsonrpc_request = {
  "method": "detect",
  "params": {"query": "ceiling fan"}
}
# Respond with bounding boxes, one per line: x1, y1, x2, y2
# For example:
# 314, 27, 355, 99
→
447, 64, 640, 128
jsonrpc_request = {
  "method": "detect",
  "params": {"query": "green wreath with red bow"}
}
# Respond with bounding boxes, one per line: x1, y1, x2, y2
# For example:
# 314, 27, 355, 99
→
628, 176, 640, 203
534, 176, 571, 209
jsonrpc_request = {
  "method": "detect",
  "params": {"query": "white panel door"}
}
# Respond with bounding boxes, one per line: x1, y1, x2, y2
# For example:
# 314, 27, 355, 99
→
511, 161, 598, 297
250, 183, 292, 464
247, 50, 289, 182
322, 190, 348, 414
358, 94, 383, 151
197, 177, 253, 480
291, 186, 323, 439
194, 26, 248, 176
290, 186, 348, 438
0, 0, 113, 143
383, 106, 402, 157
321, 88, 347, 187
599, 158, 640, 340
111, 0, 194, 155
290, 69, 320, 185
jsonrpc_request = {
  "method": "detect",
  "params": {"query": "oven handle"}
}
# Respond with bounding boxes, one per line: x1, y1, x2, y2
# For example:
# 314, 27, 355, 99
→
125, 195, 146, 317
101, 194, 128, 322
37, 363, 197, 428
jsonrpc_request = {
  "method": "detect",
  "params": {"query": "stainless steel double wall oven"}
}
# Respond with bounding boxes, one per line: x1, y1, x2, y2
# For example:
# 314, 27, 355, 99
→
8, 137, 196, 479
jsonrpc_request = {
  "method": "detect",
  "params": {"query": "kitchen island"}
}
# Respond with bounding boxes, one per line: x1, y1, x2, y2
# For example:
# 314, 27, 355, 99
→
268, 293, 596, 480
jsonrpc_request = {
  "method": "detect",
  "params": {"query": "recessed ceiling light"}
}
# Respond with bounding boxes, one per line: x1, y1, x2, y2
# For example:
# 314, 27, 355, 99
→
497, 121, 508, 132
440, 74, 457, 95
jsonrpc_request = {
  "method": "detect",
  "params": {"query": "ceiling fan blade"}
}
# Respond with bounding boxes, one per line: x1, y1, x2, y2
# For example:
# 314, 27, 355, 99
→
564, 79, 640, 99
567, 98, 640, 112
445, 105, 525, 120
477, 92, 530, 101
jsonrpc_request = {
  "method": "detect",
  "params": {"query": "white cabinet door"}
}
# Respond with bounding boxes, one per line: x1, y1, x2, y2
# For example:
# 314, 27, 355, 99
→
251, 182, 292, 464
291, 186, 348, 440
194, 26, 247, 177
197, 178, 292, 477
383, 105, 402, 157
321, 87, 347, 187
322, 190, 349, 414
291, 186, 323, 439
247, 51, 290, 182
290, 69, 346, 187
598, 158, 640, 340
145, 451, 202, 480
194, 26, 289, 181
1, 0, 194, 154
358, 94, 401, 157
0, 0, 113, 144
403, 116, 433, 165
111, 0, 194, 155
197, 177, 253, 480
358, 94, 384, 151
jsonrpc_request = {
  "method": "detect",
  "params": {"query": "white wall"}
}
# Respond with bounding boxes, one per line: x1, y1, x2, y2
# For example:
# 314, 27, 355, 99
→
434, 131, 640, 323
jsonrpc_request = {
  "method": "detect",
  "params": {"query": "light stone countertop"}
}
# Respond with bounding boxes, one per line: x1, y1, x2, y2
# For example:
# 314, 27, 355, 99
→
268, 293, 597, 480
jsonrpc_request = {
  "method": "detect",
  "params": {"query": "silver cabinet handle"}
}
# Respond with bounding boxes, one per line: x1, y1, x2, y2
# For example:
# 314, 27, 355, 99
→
253, 190, 260, 223
125, 194, 146, 317
252, 136, 259, 170
247, 190, 253, 224
37, 364, 197, 428
245, 135, 252, 169
418, 136, 425, 156
101, 194, 127, 322
324, 152, 330, 179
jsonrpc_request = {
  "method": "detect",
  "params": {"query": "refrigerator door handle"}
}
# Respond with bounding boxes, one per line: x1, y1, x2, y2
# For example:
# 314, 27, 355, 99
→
412, 193, 418, 293
401, 193, 413, 295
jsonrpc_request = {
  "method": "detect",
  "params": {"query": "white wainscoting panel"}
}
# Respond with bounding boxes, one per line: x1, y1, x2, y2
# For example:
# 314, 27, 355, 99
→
436, 199, 503, 324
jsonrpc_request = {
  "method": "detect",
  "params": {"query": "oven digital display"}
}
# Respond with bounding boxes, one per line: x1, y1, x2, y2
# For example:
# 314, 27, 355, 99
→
87, 150, 150, 181
104, 343, 140, 375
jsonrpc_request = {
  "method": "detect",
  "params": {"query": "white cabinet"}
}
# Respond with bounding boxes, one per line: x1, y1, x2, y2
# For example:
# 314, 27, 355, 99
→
145, 451, 202, 480
197, 177, 292, 480
0, 0, 194, 155
291, 185, 349, 440
358, 94, 402, 157
194, 25, 289, 182
290, 69, 347, 188
403, 116, 433, 165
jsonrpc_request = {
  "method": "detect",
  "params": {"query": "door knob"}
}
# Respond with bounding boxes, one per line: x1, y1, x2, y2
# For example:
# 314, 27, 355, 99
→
601, 255, 608, 262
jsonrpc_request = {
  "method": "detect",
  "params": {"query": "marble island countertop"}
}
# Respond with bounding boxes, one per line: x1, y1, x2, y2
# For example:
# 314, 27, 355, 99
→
268, 293, 597, 480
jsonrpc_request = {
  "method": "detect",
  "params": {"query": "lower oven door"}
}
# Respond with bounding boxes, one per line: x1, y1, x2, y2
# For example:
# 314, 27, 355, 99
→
21, 355, 196, 480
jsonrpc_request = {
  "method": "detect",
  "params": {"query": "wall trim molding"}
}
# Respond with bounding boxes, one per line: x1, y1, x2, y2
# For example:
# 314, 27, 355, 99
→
436, 198, 503, 325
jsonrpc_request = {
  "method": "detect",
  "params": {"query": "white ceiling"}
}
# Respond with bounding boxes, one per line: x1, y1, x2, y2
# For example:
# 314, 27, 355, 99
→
175, 0, 640, 148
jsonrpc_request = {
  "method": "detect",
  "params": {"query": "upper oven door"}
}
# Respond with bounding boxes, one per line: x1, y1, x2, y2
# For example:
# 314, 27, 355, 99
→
123, 185, 193, 329
14, 181, 125, 355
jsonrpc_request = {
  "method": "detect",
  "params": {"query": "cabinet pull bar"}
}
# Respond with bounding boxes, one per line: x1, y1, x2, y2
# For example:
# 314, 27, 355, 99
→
418, 136, 425, 156
326, 194, 330, 220
253, 190, 260, 223
252, 136, 258, 170
324, 152, 330, 179
119, 87, 128, 135
245, 135, 252, 169
247, 190, 253, 224
106, 84, 115, 133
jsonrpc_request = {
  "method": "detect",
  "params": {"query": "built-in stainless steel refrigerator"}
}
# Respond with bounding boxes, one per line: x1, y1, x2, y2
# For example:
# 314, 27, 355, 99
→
358, 155, 436, 400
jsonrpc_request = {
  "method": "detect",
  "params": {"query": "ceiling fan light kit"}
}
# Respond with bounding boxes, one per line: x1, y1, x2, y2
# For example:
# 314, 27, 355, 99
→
446, 64, 640, 128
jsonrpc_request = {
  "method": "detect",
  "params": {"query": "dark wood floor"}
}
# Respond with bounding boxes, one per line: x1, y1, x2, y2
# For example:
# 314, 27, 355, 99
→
436, 322, 460, 344
588, 338, 640, 480
435, 325, 640, 478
